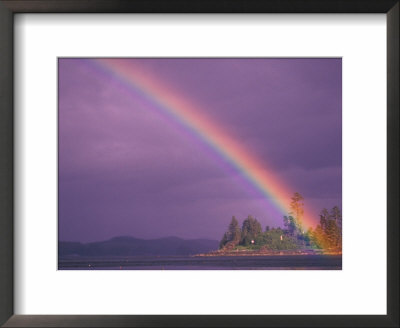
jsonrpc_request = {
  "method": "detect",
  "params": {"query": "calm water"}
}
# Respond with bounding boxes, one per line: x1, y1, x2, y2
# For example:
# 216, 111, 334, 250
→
59, 255, 342, 270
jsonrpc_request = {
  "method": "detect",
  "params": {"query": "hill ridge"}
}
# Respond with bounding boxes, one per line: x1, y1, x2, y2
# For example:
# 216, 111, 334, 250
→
59, 236, 219, 257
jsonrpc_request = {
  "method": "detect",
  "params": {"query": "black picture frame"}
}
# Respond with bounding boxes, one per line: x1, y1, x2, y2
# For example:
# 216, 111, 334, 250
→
0, 1, 398, 327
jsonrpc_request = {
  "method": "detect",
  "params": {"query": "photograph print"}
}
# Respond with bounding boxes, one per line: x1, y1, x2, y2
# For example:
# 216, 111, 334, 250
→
58, 58, 342, 270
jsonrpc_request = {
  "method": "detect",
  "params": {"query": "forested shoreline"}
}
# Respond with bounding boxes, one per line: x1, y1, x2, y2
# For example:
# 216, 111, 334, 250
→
218, 193, 342, 254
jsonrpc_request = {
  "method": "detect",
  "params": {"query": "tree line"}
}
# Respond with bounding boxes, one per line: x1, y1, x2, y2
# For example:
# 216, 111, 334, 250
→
219, 192, 342, 251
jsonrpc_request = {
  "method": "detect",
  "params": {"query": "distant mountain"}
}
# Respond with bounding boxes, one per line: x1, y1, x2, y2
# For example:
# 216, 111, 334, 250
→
59, 236, 219, 257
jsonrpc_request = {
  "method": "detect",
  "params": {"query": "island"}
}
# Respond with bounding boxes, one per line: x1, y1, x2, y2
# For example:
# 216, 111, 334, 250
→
196, 193, 342, 257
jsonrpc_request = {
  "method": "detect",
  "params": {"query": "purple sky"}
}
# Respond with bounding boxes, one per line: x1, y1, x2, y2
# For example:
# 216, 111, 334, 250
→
58, 58, 342, 242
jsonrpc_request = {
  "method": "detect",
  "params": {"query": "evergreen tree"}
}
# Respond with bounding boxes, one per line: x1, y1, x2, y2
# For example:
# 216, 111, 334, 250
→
330, 206, 342, 226
319, 208, 329, 231
330, 206, 342, 249
219, 216, 242, 249
241, 215, 262, 246
289, 192, 305, 235
325, 218, 339, 248
227, 216, 241, 244
283, 215, 296, 236
290, 193, 304, 222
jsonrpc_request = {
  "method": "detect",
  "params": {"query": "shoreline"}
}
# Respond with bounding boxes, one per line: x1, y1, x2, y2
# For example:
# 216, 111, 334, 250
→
195, 249, 342, 257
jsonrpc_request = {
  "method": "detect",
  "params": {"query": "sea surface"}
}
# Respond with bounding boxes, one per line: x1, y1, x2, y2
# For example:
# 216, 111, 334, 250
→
58, 255, 342, 270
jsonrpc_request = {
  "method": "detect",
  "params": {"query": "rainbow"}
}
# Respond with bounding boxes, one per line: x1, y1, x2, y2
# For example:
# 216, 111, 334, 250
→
90, 58, 318, 228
